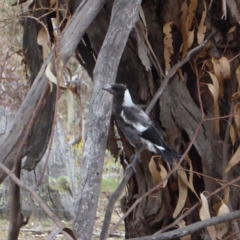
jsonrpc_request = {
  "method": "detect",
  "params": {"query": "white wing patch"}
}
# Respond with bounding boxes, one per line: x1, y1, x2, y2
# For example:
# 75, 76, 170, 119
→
155, 145, 165, 151
133, 122, 147, 132
121, 111, 147, 132
121, 110, 131, 124
123, 89, 134, 107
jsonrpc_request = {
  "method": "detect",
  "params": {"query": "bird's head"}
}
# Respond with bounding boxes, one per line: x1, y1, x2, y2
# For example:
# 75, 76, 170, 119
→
103, 84, 134, 107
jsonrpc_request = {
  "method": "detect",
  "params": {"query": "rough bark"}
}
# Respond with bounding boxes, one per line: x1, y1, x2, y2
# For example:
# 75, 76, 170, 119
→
72, 0, 141, 239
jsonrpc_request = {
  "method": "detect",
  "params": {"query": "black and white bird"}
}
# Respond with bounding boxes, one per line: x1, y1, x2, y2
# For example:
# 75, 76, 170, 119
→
103, 84, 180, 163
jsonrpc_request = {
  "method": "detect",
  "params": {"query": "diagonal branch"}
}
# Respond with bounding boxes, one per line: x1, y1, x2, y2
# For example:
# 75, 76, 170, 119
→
72, 0, 142, 239
128, 209, 240, 240
0, 162, 75, 240
0, 0, 107, 182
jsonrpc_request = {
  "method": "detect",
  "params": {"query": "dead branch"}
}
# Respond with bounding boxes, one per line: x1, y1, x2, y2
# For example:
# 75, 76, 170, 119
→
128, 209, 240, 240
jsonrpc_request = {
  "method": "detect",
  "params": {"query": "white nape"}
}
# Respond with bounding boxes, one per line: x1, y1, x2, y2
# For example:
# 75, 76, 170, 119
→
123, 89, 134, 107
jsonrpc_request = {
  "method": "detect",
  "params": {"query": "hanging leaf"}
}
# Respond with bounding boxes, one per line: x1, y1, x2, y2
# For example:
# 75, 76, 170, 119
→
215, 203, 230, 239
187, 29, 195, 50
45, 63, 67, 90
177, 220, 191, 240
163, 22, 174, 72
173, 169, 188, 218
225, 145, 240, 173
206, 84, 220, 133
199, 193, 217, 239
213, 187, 230, 213
148, 157, 168, 187
234, 103, 240, 137
37, 28, 50, 59
212, 57, 231, 83
230, 124, 236, 146
178, 165, 199, 199
227, 26, 236, 34
197, 1, 207, 44
186, 0, 198, 33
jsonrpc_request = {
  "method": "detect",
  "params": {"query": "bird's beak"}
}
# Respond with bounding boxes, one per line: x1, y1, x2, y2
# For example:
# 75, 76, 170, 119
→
102, 86, 115, 95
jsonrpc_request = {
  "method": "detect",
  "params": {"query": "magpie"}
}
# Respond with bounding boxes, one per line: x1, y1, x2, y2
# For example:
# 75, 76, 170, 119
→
103, 84, 180, 163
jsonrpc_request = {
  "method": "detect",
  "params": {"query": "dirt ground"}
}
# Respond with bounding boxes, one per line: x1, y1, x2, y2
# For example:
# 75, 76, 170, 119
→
0, 191, 125, 240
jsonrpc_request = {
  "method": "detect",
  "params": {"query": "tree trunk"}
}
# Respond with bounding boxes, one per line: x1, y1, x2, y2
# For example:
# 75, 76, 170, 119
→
72, 0, 141, 239
73, 0, 240, 238
8, 160, 24, 240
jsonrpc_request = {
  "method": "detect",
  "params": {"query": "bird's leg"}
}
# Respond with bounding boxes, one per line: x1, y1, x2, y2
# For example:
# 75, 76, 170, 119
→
126, 150, 142, 173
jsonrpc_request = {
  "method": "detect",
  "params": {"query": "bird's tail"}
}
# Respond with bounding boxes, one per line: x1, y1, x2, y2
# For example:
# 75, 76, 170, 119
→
154, 145, 180, 163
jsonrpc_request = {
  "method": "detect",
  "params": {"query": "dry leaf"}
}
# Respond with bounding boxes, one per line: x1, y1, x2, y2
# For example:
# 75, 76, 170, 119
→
187, 29, 194, 49
177, 219, 186, 228
212, 187, 230, 212
199, 193, 217, 239
197, 1, 207, 44
206, 73, 220, 134
234, 103, 240, 137
176, 201, 192, 240
225, 145, 240, 173
148, 157, 168, 187
215, 203, 230, 239
66, 89, 75, 131
37, 28, 50, 59
45, 63, 67, 89
232, 66, 240, 100
173, 170, 188, 218
178, 166, 199, 199
227, 26, 236, 34
186, 0, 198, 33
163, 22, 174, 72
212, 57, 231, 83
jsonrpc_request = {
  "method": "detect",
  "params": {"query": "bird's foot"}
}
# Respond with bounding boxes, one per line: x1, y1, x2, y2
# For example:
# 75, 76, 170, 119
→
125, 153, 141, 173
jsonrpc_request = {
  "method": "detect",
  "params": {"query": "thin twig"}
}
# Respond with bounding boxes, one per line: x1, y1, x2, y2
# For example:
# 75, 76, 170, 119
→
145, 31, 216, 115
154, 174, 240, 235
100, 158, 137, 240
0, 163, 74, 240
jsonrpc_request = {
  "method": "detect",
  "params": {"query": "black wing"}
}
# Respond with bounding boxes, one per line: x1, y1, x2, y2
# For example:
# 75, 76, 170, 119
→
121, 106, 166, 147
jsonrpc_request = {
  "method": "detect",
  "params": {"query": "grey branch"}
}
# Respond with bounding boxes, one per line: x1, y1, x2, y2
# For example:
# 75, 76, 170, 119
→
128, 210, 240, 240
72, 0, 142, 239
